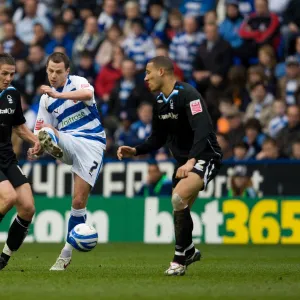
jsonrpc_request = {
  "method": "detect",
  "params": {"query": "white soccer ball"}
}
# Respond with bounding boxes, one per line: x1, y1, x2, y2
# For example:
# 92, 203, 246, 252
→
68, 223, 98, 252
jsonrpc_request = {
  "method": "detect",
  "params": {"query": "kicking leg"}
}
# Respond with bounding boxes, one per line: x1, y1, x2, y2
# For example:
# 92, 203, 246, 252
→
165, 173, 203, 276
50, 174, 91, 271
0, 183, 35, 270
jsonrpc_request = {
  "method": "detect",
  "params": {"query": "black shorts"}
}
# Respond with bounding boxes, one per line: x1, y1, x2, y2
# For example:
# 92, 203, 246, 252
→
0, 164, 29, 188
172, 158, 221, 190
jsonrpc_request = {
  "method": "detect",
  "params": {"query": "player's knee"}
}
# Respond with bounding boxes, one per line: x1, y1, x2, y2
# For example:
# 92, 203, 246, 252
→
0, 191, 17, 210
72, 195, 87, 209
171, 193, 186, 211
19, 202, 35, 220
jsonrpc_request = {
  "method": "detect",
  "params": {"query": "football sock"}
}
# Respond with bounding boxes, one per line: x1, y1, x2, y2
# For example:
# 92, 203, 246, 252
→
62, 207, 86, 258
173, 207, 193, 265
0, 213, 4, 223
1, 215, 31, 262
185, 215, 195, 258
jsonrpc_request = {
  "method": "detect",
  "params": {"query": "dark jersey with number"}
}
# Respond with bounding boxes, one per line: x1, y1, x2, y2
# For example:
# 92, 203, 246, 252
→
0, 87, 26, 168
135, 82, 222, 164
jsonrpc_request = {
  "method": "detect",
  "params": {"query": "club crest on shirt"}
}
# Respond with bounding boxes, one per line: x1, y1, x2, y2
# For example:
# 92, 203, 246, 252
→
7, 94, 13, 104
190, 99, 202, 115
35, 118, 44, 130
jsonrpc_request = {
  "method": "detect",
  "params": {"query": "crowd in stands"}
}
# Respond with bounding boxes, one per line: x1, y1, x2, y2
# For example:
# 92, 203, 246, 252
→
4, 0, 300, 162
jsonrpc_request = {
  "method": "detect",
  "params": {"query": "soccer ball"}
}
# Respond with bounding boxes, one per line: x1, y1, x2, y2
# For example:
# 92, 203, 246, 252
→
68, 223, 98, 252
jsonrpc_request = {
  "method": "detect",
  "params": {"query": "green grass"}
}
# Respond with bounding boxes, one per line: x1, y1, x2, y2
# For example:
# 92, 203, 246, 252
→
0, 244, 299, 300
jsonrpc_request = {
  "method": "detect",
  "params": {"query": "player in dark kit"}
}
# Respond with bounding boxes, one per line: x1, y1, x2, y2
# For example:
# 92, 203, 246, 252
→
117, 56, 222, 276
0, 53, 41, 270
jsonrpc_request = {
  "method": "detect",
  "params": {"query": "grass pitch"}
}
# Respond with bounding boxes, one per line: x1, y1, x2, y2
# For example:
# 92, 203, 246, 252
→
0, 244, 299, 300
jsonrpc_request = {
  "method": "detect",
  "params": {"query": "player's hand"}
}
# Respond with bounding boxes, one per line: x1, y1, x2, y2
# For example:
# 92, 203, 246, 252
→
176, 160, 194, 179
41, 85, 59, 98
27, 141, 43, 161
117, 146, 136, 160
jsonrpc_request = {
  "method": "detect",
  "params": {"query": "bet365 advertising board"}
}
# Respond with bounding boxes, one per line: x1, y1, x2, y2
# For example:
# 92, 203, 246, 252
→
0, 196, 299, 244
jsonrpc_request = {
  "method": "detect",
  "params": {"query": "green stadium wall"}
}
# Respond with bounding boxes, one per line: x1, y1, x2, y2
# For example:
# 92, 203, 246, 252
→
0, 196, 299, 244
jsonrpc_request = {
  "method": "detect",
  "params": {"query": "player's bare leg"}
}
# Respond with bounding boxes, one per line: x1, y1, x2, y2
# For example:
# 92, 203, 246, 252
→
165, 173, 203, 276
50, 174, 91, 271
0, 183, 35, 270
38, 125, 63, 159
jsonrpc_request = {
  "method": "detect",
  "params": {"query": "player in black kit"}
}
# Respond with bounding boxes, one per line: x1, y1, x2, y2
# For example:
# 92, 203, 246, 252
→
117, 56, 222, 276
0, 53, 41, 270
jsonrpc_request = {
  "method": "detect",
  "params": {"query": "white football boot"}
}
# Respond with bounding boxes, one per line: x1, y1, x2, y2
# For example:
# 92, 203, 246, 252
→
165, 262, 186, 276
38, 128, 63, 159
49, 256, 71, 271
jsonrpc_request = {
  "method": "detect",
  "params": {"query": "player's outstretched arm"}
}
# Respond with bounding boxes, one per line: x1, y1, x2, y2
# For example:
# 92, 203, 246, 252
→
117, 146, 137, 160
41, 85, 93, 102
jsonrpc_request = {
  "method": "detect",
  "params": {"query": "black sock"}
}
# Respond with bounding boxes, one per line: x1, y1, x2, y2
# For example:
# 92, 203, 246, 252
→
0, 213, 4, 223
185, 217, 195, 258
173, 207, 193, 265
1, 215, 31, 262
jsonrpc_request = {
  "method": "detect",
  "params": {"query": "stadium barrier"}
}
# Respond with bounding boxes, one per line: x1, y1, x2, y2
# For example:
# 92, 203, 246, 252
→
19, 160, 300, 197
0, 196, 299, 244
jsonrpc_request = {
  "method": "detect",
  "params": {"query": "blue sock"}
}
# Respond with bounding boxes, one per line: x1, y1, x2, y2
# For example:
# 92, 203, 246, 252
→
66, 207, 87, 245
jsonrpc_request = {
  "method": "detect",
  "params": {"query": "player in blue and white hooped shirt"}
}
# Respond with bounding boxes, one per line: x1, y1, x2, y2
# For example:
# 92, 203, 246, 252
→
28, 52, 106, 271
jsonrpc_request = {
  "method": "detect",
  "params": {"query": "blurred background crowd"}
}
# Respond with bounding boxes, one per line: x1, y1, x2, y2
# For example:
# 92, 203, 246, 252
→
3, 0, 300, 162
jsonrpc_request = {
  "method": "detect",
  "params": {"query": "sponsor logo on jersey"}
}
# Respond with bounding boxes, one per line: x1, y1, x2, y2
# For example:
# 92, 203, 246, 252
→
157, 99, 163, 103
35, 118, 44, 130
81, 84, 90, 88
158, 112, 178, 120
0, 108, 15, 114
7, 95, 13, 104
190, 99, 202, 115
61, 111, 85, 127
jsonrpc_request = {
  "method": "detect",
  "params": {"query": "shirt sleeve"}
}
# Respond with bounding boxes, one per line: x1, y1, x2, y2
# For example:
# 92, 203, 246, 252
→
135, 104, 168, 156
12, 92, 26, 126
33, 95, 55, 135
185, 91, 213, 159
72, 75, 94, 106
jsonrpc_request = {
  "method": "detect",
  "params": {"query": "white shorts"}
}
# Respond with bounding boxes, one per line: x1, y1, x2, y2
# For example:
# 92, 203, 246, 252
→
58, 132, 104, 187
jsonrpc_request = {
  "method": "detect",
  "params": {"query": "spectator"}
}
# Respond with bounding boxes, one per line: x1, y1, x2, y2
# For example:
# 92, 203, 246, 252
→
258, 44, 277, 94
227, 109, 246, 148
230, 142, 250, 161
243, 118, 266, 158
277, 56, 300, 105
0, 8, 10, 41
291, 139, 300, 159
98, 0, 119, 32
203, 10, 218, 26
60, 6, 82, 39
166, 8, 183, 42
145, 0, 168, 39
115, 115, 135, 147
2, 21, 27, 59
219, 0, 244, 49
122, 18, 156, 71
72, 16, 103, 65
30, 23, 51, 47
224, 65, 251, 112
216, 133, 232, 159
45, 22, 74, 57
169, 15, 205, 80
247, 65, 266, 88
136, 160, 172, 196
95, 23, 123, 68
238, 0, 280, 63
95, 45, 123, 103
13, 59, 35, 103
28, 44, 47, 91
193, 22, 233, 122
244, 81, 274, 129
74, 51, 97, 86
155, 44, 184, 81
123, 1, 141, 37
256, 137, 287, 160
228, 165, 257, 198
217, 98, 236, 134
13, 0, 52, 45
268, 100, 288, 138
108, 59, 154, 130
277, 105, 300, 157
130, 102, 153, 146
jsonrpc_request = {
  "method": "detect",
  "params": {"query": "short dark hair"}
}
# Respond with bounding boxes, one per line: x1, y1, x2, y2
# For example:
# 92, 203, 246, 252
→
148, 56, 174, 73
0, 53, 15, 67
46, 52, 70, 69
